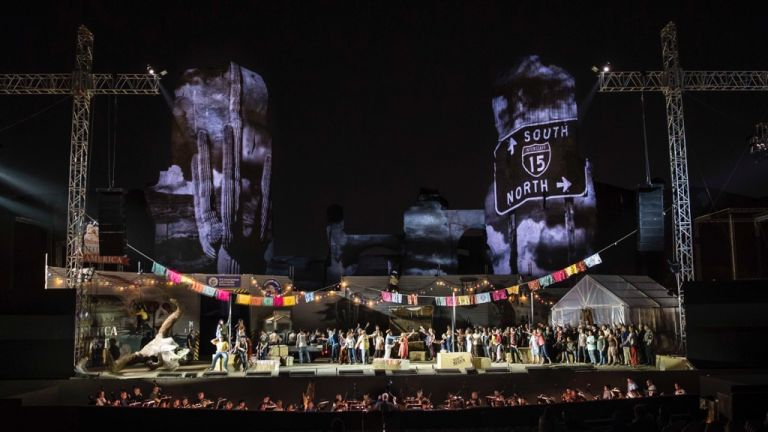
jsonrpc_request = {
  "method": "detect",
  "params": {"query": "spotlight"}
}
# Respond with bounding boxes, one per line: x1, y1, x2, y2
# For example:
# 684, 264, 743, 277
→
602, 62, 612, 73
591, 66, 600, 73
146, 65, 155, 75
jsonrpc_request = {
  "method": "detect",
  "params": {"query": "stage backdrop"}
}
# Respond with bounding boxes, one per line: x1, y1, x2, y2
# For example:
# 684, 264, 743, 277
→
486, 56, 596, 277
147, 62, 272, 274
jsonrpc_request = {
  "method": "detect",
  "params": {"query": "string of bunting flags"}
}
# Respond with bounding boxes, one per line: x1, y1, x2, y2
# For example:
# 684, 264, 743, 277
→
151, 262, 303, 308
378, 252, 602, 307
147, 252, 601, 309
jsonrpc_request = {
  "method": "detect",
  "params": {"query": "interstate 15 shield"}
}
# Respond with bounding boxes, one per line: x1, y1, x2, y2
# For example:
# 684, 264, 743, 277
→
493, 118, 587, 215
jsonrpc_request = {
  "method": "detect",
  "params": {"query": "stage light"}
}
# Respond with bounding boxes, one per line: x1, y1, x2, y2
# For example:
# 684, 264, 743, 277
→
591, 66, 600, 73
146, 65, 155, 75
602, 62, 612, 73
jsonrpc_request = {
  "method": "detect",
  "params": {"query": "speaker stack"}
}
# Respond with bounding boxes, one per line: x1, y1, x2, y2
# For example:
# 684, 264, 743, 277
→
97, 188, 126, 256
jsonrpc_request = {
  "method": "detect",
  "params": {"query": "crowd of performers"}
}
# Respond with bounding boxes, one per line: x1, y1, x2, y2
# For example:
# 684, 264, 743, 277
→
206, 319, 659, 371
88, 379, 687, 411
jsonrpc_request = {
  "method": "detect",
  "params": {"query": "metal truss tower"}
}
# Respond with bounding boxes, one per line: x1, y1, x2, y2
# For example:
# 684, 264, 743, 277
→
598, 22, 768, 351
0, 25, 160, 366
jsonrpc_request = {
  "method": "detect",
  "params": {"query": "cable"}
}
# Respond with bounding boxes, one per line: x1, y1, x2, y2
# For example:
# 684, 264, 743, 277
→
640, 92, 651, 185
111, 97, 118, 189
0, 96, 70, 135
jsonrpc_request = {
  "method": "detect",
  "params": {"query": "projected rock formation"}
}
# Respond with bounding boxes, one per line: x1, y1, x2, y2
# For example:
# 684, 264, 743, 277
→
486, 56, 596, 276
148, 62, 272, 273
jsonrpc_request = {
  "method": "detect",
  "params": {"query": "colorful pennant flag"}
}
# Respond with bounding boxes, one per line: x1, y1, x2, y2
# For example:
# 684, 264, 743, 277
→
190, 282, 204, 293
491, 289, 508, 301
283, 296, 296, 306
262, 297, 274, 307
216, 290, 231, 302
457, 295, 471, 306
273, 296, 284, 307
565, 264, 580, 277
537, 274, 554, 288
475, 292, 491, 304
305, 292, 315, 303
407, 294, 418, 305
528, 279, 541, 291
391, 292, 403, 304
506, 285, 519, 295
236, 294, 251, 305
552, 269, 567, 282
251, 296, 263, 306
381, 291, 392, 302
584, 253, 602, 268
202, 285, 217, 297
446, 296, 456, 307
435, 297, 446, 306
151, 262, 167, 276
167, 270, 183, 284
576, 261, 588, 272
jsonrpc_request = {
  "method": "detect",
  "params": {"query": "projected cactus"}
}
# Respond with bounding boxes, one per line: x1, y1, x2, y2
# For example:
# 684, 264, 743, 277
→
150, 62, 272, 273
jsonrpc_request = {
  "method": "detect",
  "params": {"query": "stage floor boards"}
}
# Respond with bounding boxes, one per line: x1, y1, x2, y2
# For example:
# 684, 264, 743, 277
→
96, 360, 661, 379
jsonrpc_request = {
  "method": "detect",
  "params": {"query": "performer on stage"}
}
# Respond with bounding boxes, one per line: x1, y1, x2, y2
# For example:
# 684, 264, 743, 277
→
384, 330, 396, 359
419, 326, 436, 360
215, 319, 228, 341
234, 335, 248, 372
209, 335, 230, 372
355, 329, 371, 364
297, 329, 310, 364
373, 330, 385, 359
398, 329, 416, 359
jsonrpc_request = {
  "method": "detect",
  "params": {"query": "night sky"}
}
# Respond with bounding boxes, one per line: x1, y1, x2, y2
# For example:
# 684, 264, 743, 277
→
1, 1, 766, 258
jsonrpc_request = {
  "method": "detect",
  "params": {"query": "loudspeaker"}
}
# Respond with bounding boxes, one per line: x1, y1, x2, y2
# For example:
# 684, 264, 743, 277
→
97, 189, 126, 256
637, 184, 664, 252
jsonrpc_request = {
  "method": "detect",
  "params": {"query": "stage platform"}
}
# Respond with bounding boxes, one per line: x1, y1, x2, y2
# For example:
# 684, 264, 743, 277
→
87, 359, 666, 379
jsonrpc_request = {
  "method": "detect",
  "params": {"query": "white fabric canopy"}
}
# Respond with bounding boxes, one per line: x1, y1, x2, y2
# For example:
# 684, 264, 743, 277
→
550, 275, 679, 334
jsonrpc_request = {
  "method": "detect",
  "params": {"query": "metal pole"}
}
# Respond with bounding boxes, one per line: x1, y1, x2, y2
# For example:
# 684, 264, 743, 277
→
451, 292, 456, 352
228, 295, 233, 343
529, 291, 534, 326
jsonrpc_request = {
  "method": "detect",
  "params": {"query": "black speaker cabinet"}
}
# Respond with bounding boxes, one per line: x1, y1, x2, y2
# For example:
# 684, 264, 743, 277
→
637, 183, 664, 252
97, 188, 126, 256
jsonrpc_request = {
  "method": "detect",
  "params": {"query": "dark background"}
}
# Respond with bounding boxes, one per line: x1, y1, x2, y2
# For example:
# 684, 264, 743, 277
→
0, 0, 766, 260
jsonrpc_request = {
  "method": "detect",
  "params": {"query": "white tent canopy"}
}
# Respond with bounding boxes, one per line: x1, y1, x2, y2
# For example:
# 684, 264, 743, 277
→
550, 275, 679, 334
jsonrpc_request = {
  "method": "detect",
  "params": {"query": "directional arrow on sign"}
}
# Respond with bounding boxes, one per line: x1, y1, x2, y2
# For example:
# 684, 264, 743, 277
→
557, 176, 572, 192
507, 136, 517, 155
